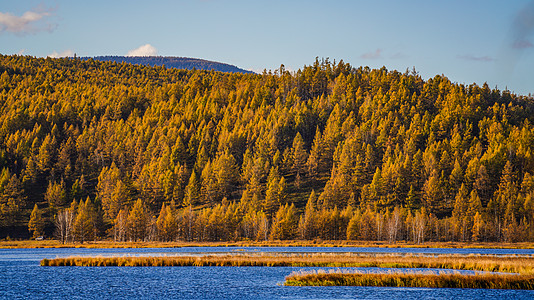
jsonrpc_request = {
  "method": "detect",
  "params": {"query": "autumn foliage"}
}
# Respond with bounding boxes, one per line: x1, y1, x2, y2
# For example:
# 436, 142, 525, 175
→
0, 54, 534, 243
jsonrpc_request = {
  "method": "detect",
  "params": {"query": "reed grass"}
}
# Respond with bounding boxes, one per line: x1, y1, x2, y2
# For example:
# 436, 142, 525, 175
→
284, 269, 534, 289
40, 253, 534, 274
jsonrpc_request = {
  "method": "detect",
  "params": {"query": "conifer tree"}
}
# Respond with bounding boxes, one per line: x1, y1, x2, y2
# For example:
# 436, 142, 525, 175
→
422, 170, 442, 214
184, 171, 201, 207
449, 159, 463, 191
493, 161, 518, 230
269, 203, 298, 240
452, 184, 469, 219
127, 199, 149, 241
74, 198, 95, 243
201, 160, 218, 204
98, 163, 128, 220
45, 179, 67, 210
474, 165, 491, 204
291, 133, 308, 181
156, 203, 176, 241
522, 173, 534, 224
472, 211, 485, 242
28, 204, 45, 239
0, 173, 23, 226
503, 200, 518, 243
70, 175, 87, 200
306, 127, 322, 177
348, 207, 366, 240
467, 189, 482, 218
298, 190, 317, 239
37, 134, 56, 173
214, 151, 239, 199
156, 203, 169, 241
263, 167, 281, 219
406, 185, 420, 210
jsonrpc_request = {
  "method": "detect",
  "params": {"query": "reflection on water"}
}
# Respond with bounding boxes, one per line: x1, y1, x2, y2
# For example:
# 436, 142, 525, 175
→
1, 247, 534, 299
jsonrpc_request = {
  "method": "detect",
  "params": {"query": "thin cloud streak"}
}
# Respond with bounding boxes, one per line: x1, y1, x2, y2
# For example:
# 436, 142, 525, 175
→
497, 0, 534, 85
390, 52, 408, 60
512, 40, 534, 49
0, 7, 56, 35
457, 54, 495, 62
513, 1, 534, 48
360, 49, 382, 59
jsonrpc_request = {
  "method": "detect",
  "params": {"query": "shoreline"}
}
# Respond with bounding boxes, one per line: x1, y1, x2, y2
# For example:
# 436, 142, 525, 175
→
3, 239, 534, 249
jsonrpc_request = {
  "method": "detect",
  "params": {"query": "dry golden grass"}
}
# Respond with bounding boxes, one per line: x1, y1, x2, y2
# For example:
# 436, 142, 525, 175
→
40, 253, 534, 274
284, 269, 534, 289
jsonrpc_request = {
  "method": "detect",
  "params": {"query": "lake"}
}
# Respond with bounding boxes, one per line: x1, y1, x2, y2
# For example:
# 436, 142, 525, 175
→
2, 246, 534, 299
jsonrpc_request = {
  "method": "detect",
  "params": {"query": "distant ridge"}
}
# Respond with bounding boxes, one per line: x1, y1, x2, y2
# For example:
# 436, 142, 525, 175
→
86, 56, 255, 74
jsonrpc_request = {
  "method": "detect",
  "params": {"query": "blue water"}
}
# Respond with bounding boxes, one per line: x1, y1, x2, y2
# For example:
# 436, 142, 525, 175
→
1, 247, 534, 299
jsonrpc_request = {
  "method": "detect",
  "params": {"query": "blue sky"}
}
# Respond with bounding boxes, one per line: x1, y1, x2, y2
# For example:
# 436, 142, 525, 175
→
1, 0, 533, 95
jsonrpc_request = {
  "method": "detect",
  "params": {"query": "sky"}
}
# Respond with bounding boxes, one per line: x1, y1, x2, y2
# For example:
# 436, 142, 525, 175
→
1, 0, 533, 96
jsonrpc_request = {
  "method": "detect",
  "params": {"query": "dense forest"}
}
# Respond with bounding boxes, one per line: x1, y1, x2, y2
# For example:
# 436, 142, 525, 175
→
87, 56, 254, 74
1, 54, 534, 243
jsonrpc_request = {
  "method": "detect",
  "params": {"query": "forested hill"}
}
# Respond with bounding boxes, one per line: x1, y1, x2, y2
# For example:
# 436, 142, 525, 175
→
86, 56, 254, 74
1, 54, 534, 243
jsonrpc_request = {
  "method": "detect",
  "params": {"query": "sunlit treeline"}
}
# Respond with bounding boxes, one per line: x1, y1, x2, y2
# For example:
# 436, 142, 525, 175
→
35, 194, 532, 243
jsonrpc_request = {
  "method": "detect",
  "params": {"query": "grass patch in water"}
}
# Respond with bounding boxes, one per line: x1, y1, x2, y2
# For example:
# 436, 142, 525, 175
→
40, 253, 534, 275
284, 269, 534, 289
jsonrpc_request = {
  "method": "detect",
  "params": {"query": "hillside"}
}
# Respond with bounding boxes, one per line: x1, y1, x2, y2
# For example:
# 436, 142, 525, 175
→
86, 56, 254, 74
1, 55, 534, 243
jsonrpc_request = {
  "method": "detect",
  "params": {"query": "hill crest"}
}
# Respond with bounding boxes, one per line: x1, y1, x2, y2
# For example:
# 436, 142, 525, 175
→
85, 56, 254, 74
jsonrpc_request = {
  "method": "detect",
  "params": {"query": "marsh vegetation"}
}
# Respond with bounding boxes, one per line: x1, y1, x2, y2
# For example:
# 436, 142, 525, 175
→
40, 252, 534, 275
284, 269, 534, 289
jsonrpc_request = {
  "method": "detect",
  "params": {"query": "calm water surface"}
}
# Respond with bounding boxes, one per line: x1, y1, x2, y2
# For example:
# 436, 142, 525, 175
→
1, 247, 534, 299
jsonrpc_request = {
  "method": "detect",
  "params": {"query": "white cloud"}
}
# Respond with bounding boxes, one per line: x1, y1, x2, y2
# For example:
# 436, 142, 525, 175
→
0, 7, 56, 35
126, 44, 158, 56
17, 49, 25, 55
47, 49, 74, 58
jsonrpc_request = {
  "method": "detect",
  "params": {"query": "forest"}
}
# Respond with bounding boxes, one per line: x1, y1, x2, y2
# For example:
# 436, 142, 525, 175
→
1, 54, 534, 243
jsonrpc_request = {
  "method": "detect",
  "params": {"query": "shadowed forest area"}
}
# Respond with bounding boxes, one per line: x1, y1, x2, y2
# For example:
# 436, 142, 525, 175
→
87, 56, 255, 74
1, 54, 534, 243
